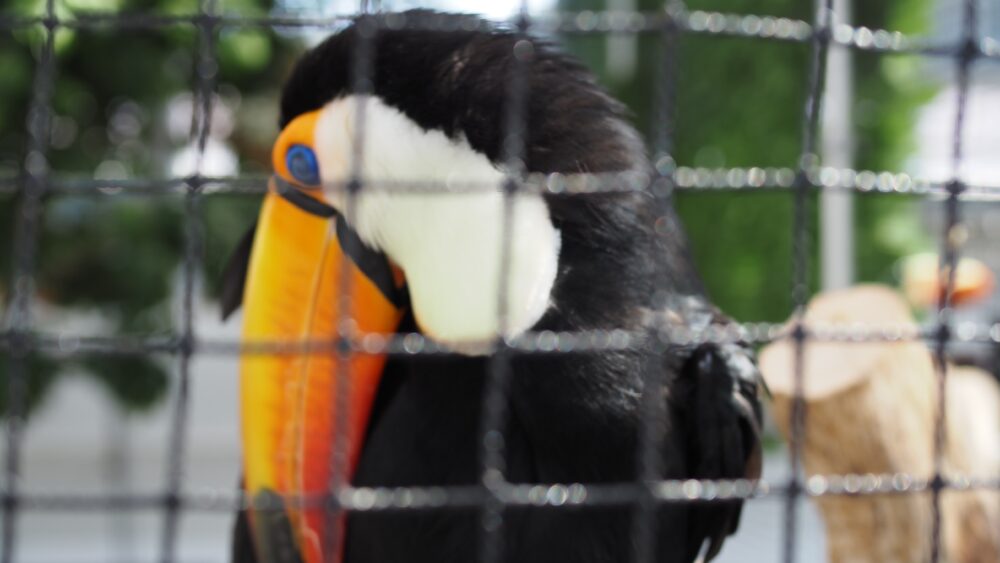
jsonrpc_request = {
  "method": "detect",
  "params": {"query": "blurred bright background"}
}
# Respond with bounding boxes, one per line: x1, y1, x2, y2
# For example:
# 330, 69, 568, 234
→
1, 0, 998, 561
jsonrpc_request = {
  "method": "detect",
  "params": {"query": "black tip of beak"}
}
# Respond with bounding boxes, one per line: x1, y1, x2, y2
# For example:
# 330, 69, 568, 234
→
245, 489, 304, 563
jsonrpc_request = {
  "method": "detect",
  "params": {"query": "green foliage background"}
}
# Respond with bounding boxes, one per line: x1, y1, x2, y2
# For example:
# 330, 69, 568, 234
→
1, 0, 933, 417
560, 0, 933, 322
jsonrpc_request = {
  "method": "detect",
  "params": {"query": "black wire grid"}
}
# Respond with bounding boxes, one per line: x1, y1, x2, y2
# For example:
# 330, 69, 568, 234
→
2, 1, 999, 562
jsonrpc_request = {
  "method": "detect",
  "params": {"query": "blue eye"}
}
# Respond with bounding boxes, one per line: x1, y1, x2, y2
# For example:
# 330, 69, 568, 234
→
285, 144, 321, 186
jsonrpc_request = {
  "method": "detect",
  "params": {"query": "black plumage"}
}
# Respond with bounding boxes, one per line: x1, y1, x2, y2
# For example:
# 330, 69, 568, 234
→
227, 10, 762, 563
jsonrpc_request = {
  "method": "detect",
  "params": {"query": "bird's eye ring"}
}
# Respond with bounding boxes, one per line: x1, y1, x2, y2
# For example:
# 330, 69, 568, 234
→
285, 144, 321, 187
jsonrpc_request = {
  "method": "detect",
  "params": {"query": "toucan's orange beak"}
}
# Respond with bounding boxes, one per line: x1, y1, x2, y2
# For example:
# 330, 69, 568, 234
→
240, 111, 406, 563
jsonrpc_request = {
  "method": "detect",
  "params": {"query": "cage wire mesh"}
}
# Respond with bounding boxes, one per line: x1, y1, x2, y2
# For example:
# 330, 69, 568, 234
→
1, 0, 999, 562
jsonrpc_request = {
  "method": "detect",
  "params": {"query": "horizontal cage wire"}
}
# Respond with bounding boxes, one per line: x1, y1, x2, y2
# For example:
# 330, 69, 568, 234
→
7, 321, 1000, 358
1, 1, 998, 563
1, 470, 998, 513
4, 166, 1000, 198
1, 7, 1000, 58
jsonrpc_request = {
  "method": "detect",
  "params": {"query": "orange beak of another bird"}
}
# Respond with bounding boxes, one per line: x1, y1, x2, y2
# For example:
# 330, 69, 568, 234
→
901, 252, 995, 309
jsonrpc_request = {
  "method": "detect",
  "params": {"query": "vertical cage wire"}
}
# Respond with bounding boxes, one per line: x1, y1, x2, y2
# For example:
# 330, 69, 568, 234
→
323, 0, 377, 557
784, 1, 833, 562
2, 0, 57, 561
930, 0, 978, 561
479, 3, 533, 563
158, 1, 217, 562
632, 2, 684, 563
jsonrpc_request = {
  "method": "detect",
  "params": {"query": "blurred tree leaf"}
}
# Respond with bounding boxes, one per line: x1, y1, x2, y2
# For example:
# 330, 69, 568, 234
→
0, 354, 60, 417
39, 197, 184, 316
79, 355, 170, 412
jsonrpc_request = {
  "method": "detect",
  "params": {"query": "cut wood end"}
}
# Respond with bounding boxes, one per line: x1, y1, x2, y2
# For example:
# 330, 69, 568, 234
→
760, 284, 921, 398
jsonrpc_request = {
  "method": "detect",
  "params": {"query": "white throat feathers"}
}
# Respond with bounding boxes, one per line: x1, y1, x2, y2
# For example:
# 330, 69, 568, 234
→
313, 95, 561, 351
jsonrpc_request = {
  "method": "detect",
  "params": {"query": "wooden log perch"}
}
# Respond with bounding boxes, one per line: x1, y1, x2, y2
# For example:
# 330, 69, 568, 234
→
759, 284, 1000, 563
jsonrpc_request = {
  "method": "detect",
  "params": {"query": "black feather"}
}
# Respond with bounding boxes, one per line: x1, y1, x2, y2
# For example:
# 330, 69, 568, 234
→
220, 223, 256, 321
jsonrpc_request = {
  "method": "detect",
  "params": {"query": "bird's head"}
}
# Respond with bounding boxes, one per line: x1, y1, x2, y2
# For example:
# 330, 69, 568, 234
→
254, 12, 575, 349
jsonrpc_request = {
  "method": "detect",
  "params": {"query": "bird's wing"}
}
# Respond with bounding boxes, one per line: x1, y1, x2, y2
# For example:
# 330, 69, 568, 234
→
672, 341, 764, 562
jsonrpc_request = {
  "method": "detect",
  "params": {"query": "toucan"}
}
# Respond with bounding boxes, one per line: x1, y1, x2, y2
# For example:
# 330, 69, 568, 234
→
222, 10, 763, 563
